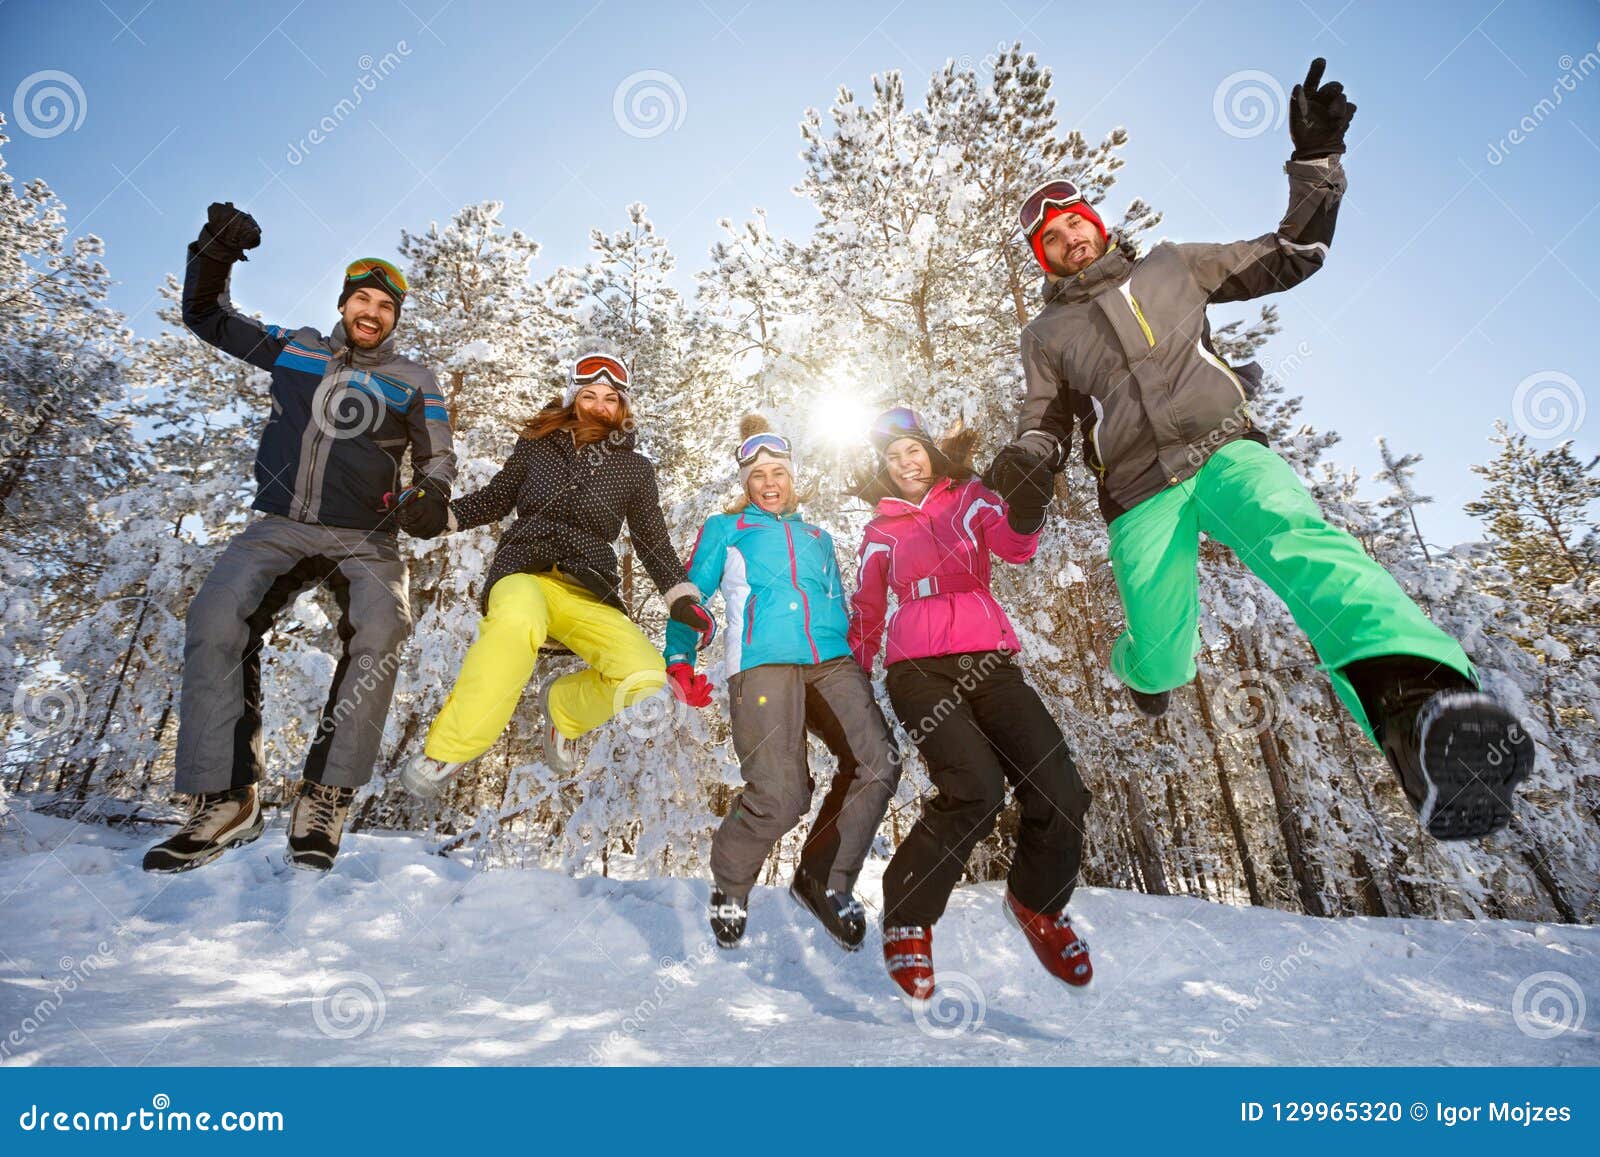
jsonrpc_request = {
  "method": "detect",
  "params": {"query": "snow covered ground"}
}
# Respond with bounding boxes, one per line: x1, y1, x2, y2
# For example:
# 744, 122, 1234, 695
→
1, 805, 1595, 1067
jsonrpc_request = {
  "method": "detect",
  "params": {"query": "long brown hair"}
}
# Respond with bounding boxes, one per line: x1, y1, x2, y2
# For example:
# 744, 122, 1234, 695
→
847, 420, 980, 506
517, 391, 635, 446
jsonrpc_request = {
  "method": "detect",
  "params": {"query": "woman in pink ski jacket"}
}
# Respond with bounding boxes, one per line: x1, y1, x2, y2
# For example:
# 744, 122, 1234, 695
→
848, 407, 1093, 1004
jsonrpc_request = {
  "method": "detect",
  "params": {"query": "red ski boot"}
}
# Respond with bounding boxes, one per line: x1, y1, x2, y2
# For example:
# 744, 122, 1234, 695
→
1004, 891, 1093, 989
882, 925, 935, 1002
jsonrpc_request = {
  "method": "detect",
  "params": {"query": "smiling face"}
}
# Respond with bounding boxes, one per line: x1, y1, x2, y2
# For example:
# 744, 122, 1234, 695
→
340, 287, 397, 349
573, 383, 623, 425
1037, 211, 1107, 279
884, 436, 934, 501
745, 459, 795, 514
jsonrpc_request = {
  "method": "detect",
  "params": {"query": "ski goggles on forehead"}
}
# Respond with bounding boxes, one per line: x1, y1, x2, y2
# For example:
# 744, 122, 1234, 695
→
1018, 178, 1084, 239
344, 257, 408, 298
573, 354, 630, 391
871, 406, 927, 447
736, 432, 792, 466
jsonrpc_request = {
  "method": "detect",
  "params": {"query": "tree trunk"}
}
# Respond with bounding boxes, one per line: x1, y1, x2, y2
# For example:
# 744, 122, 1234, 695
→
1192, 670, 1264, 906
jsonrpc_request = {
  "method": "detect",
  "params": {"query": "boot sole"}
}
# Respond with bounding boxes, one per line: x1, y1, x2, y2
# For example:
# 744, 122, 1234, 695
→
788, 883, 865, 952
1003, 897, 1093, 992
286, 848, 337, 873
1418, 696, 1534, 841
142, 811, 265, 874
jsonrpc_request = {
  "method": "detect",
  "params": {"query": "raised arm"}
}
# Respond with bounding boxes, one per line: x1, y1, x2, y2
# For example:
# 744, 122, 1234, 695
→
1176, 59, 1354, 303
181, 202, 286, 371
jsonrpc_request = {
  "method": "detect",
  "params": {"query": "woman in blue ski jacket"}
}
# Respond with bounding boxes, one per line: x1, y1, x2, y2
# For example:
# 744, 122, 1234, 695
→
666, 415, 900, 953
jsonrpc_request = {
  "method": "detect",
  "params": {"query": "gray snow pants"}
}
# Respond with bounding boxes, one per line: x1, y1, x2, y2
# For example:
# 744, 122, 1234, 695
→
711, 657, 901, 901
175, 514, 411, 793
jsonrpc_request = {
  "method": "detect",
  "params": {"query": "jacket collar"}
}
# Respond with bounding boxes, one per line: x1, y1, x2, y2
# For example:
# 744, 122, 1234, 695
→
874, 475, 957, 517
1042, 243, 1134, 306
739, 503, 802, 523
329, 320, 398, 367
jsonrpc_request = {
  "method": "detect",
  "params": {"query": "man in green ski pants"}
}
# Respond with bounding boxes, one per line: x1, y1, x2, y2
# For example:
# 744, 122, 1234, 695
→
985, 59, 1536, 842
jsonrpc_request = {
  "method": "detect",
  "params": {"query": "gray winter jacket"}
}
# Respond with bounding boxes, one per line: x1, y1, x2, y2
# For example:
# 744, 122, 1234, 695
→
1015, 155, 1346, 523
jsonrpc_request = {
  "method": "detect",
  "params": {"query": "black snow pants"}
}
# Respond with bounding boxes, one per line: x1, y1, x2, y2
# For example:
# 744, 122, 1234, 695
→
880, 651, 1091, 927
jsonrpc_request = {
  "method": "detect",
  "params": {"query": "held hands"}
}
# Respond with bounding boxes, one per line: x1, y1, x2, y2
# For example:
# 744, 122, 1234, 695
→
196, 201, 262, 263
396, 488, 450, 539
669, 595, 718, 649
983, 442, 1054, 534
382, 485, 451, 539
666, 662, 714, 710
1289, 58, 1356, 161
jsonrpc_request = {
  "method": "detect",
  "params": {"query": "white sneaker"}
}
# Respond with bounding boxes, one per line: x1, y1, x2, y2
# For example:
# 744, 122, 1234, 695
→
399, 753, 466, 799
538, 680, 580, 773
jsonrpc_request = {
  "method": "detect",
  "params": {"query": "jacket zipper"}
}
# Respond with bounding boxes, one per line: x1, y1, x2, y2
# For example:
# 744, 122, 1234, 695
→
1119, 282, 1155, 348
299, 347, 352, 521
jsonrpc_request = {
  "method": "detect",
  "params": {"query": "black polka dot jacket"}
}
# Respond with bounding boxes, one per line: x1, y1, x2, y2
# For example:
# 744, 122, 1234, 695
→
448, 422, 696, 617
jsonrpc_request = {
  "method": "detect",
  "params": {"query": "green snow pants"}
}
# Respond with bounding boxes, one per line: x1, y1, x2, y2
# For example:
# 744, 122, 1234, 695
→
1106, 438, 1475, 744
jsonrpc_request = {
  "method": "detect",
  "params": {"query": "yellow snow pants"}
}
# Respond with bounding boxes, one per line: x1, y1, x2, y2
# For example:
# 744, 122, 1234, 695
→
424, 571, 667, 761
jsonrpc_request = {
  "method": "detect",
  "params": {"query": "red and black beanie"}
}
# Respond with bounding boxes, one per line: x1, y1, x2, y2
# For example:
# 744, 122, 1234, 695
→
1029, 202, 1108, 272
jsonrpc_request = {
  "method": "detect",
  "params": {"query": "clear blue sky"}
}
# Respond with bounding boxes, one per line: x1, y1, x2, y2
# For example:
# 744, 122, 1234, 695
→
6, 0, 1599, 546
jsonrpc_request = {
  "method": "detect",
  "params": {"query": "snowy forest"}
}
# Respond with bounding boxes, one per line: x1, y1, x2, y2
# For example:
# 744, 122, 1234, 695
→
3, 47, 1597, 928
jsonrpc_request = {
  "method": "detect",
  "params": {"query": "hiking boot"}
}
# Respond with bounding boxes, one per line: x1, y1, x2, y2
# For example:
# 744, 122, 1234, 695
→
286, 780, 355, 872
142, 785, 263, 873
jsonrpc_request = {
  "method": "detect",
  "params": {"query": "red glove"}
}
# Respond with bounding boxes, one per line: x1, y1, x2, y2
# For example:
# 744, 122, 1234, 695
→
666, 662, 714, 709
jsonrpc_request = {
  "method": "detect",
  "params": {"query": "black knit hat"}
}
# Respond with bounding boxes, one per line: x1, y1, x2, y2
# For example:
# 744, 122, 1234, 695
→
338, 257, 406, 314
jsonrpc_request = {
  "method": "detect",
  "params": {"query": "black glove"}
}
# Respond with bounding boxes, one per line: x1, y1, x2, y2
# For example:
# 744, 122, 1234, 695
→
1289, 58, 1356, 161
195, 201, 262, 263
983, 443, 1052, 502
984, 443, 1054, 534
395, 487, 450, 539
669, 595, 717, 648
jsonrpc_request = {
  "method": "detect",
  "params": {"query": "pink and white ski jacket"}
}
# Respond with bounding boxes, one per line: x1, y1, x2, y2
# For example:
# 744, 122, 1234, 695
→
848, 475, 1039, 670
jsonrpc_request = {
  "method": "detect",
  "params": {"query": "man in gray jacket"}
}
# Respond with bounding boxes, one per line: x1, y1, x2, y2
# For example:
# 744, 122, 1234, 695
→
986, 60, 1535, 842
143, 203, 456, 874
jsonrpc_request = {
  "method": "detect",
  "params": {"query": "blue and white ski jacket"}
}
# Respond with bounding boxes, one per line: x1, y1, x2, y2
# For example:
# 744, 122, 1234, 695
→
664, 504, 851, 676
